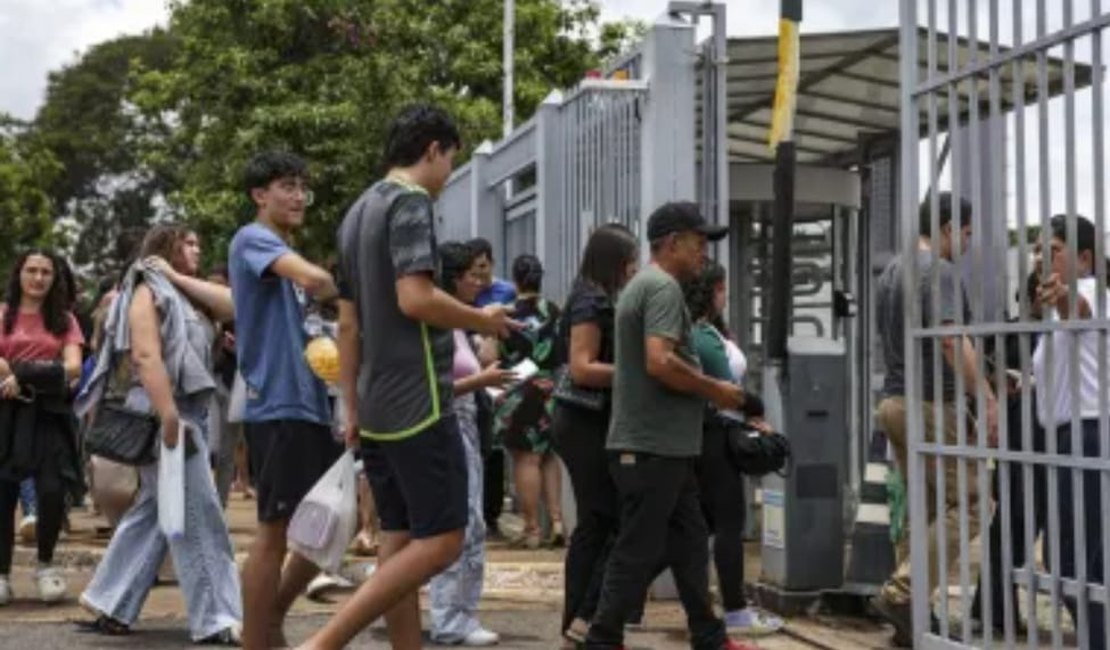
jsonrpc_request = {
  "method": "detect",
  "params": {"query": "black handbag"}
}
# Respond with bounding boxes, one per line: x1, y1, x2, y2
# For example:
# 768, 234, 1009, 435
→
12, 360, 68, 397
552, 367, 608, 412
724, 419, 791, 477
84, 401, 160, 466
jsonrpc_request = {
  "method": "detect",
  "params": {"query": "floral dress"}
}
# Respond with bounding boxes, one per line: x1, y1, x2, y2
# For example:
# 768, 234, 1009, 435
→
493, 296, 561, 455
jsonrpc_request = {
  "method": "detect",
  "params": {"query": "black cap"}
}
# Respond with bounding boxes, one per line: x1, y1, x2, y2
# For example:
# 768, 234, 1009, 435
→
646, 201, 728, 242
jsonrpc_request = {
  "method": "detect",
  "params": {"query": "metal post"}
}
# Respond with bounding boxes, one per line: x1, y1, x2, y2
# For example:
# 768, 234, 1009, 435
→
767, 142, 796, 363
896, 1, 927, 646
503, 0, 514, 138
638, 13, 698, 257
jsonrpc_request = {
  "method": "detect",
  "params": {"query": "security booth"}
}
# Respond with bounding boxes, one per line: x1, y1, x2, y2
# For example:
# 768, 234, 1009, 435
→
436, 0, 1098, 632
724, 163, 869, 611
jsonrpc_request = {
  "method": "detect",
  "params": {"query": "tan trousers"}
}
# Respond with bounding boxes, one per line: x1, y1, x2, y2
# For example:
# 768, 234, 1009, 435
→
877, 396, 982, 606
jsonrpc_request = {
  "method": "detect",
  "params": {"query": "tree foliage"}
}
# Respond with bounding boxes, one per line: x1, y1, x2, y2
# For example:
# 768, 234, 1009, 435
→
129, 0, 641, 266
0, 117, 60, 277
16, 0, 641, 283
33, 30, 179, 277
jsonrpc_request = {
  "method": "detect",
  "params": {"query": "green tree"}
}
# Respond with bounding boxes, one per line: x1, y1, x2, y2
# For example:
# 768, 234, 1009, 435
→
0, 116, 61, 278
33, 30, 179, 278
130, 0, 641, 265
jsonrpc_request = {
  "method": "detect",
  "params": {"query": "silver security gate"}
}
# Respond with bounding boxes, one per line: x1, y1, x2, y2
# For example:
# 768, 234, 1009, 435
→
899, 1, 1109, 648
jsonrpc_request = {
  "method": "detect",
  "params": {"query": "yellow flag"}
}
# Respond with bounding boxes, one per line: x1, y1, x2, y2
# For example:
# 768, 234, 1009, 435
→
769, 18, 800, 149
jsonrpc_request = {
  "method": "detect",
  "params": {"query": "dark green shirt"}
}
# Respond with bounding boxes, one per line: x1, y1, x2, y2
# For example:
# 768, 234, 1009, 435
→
607, 265, 704, 457
691, 322, 733, 382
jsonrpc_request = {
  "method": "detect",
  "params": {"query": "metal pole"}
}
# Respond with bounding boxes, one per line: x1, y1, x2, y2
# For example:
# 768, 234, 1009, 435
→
503, 0, 515, 139
767, 141, 796, 362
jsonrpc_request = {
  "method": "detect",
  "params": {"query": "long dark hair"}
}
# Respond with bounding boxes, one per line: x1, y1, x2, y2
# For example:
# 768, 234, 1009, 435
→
511, 254, 544, 293
683, 261, 727, 322
3, 249, 72, 337
576, 223, 639, 299
439, 241, 479, 297
139, 223, 196, 275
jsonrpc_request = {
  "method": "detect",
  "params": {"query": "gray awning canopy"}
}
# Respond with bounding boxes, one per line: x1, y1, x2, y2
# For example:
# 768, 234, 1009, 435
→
702, 27, 1095, 164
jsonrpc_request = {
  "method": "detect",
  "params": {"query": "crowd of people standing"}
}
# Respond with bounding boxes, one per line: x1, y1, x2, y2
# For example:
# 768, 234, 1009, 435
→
0, 103, 783, 650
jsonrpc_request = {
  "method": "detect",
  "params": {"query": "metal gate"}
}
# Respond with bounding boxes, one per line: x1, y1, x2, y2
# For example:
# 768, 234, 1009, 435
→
899, 1, 1109, 647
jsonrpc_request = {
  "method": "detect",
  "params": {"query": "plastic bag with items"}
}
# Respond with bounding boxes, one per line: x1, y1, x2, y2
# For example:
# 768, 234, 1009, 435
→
288, 451, 359, 572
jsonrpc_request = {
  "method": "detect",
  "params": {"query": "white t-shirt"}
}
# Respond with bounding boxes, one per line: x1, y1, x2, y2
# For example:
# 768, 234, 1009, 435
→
709, 327, 748, 384
1032, 276, 1110, 428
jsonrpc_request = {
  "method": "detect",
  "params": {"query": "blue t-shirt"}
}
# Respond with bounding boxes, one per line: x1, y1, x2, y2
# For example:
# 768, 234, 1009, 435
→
476, 278, 517, 307
229, 222, 331, 425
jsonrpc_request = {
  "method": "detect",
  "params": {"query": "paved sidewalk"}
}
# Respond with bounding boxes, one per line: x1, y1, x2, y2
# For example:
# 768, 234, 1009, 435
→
0, 493, 895, 648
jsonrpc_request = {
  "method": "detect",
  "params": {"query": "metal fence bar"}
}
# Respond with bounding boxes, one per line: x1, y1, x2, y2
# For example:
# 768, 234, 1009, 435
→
1008, 4, 1040, 648
986, 1, 1014, 643
965, 0, 990, 641
1033, 0, 1066, 643
915, 444, 1110, 471
1012, 568, 1110, 603
943, 2, 967, 641
913, 12, 1110, 96
913, 318, 1110, 337
1091, 2, 1110, 646
898, 2, 929, 645
1061, 2, 1093, 647
904, 2, 1110, 647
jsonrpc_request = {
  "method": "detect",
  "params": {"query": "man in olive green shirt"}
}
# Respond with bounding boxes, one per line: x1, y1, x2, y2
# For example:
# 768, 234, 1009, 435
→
586, 202, 752, 650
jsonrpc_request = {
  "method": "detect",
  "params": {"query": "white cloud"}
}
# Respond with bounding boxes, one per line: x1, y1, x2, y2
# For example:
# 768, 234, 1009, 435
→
0, 0, 169, 120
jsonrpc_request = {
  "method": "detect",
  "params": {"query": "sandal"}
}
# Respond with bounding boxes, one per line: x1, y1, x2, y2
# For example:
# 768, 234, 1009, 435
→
75, 615, 131, 636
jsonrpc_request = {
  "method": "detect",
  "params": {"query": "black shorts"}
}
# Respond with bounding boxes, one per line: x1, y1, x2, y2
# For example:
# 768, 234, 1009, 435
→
360, 415, 468, 539
245, 419, 342, 523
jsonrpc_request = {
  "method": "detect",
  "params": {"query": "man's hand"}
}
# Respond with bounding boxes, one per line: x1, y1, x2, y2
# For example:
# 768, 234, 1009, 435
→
479, 304, 521, 339
0, 358, 10, 380
710, 380, 744, 411
343, 423, 360, 450
162, 413, 181, 449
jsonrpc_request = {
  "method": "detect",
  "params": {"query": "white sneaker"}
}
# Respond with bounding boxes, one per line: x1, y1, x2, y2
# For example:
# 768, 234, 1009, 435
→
35, 565, 67, 603
0, 575, 11, 606
18, 516, 36, 544
461, 627, 500, 646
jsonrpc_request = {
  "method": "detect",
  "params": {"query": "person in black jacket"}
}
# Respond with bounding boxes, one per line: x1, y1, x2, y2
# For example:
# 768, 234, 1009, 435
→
0, 249, 86, 605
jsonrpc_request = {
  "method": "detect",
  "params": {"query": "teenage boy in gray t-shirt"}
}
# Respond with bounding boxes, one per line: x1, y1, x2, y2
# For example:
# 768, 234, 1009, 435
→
298, 104, 514, 650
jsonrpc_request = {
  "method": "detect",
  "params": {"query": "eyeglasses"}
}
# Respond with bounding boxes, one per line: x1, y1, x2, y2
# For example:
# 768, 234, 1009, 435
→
277, 180, 315, 206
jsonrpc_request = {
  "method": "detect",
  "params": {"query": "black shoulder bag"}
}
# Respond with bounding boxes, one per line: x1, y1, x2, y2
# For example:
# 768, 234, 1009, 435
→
84, 360, 159, 466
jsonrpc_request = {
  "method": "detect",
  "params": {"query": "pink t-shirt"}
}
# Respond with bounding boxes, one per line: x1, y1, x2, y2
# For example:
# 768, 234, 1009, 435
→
0, 308, 85, 362
453, 330, 480, 380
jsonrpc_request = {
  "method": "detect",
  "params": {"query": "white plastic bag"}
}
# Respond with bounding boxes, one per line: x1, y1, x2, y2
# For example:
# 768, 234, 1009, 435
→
227, 371, 247, 424
158, 421, 188, 540
288, 451, 359, 572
